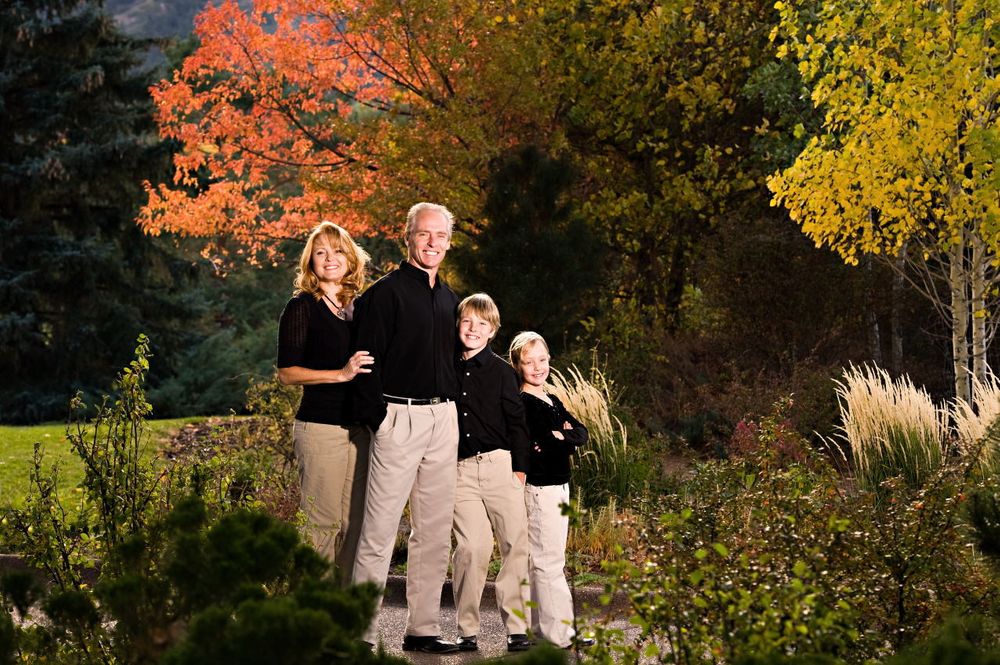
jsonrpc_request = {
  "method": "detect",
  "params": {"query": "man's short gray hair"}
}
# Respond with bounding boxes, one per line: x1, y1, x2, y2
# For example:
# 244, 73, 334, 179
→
405, 202, 455, 242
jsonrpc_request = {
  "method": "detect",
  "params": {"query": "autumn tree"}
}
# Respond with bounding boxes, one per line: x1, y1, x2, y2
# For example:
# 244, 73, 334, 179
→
141, 0, 559, 261
146, 0, 784, 335
769, 0, 1000, 404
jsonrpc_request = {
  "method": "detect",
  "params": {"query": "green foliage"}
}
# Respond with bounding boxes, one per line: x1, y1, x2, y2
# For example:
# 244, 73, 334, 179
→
451, 145, 604, 347
590, 415, 997, 663
967, 486, 1000, 565
0, 493, 398, 664
885, 616, 1000, 665
0, 0, 200, 424
2, 336, 164, 587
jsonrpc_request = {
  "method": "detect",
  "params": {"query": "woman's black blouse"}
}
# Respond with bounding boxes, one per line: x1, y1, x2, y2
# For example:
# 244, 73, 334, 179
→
521, 392, 589, 486
277, 293, 353, 425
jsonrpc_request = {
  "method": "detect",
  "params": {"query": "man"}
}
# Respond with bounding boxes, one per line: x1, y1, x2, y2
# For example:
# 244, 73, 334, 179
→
351, 202, 461, 654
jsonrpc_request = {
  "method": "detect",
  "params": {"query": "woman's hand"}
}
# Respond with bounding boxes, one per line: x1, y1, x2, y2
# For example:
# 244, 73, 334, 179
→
551, 430, 565, 440
341, 350, 374, 380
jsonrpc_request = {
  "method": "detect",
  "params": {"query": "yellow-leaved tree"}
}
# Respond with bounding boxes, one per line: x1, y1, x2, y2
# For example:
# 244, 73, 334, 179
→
769, 0, 1000, 404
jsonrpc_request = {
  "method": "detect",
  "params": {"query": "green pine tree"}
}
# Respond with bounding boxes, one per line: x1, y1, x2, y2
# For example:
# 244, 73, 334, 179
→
0, 0, 197, 422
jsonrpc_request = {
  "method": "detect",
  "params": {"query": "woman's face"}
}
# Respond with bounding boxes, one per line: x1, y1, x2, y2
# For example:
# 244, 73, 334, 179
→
517, 341, 550, 389
311, 236, 348, 284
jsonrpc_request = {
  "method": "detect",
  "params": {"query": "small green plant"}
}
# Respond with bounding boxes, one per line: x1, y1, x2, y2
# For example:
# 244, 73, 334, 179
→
2, 335, 166, 588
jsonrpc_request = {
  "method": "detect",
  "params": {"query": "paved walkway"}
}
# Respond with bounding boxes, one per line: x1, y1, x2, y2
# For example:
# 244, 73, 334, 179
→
376, 575, 635, 662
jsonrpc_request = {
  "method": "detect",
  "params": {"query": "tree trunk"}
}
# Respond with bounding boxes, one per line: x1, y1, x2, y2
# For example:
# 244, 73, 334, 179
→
971, 233, 989, 388
891, 249, 905, 374
864, 255, 883, 367
950, 241, 972, 404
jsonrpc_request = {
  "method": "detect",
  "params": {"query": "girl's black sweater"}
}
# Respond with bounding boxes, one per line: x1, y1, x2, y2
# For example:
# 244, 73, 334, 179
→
521, 392, 589, 486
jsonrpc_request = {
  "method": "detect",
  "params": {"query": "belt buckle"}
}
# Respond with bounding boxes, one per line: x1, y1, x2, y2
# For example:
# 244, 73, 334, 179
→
429, 397, 441, 404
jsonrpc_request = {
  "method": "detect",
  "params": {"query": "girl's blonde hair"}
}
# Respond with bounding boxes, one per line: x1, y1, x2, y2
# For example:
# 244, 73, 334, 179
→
508, 331, 549, 379
294, 221, 370, 305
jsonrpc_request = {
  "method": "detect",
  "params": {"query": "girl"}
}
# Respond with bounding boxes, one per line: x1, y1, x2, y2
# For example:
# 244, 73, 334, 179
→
508, 331, 594, 649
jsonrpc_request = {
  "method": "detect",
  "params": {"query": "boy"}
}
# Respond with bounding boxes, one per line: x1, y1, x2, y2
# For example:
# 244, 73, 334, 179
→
451, 293, 533, 653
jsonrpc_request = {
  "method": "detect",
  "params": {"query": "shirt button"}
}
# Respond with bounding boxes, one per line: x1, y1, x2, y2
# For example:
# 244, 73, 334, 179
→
466, 372, 470, 376
466, 433, 470, 437
463, 412, 468, 416
462, 392, 467, 396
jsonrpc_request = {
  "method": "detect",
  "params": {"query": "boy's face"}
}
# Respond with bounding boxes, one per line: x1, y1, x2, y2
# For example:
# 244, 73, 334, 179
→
517, 341, 550, 389
458, 311, 495, 356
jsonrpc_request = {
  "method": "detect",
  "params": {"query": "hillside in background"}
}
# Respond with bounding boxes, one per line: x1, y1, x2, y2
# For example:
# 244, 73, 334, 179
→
106, 0, 209, 38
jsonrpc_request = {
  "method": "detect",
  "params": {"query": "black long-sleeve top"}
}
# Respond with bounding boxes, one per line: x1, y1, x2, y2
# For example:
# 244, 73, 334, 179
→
352, 261, 460, 429
457, 347, 531, 473
276, 293, 354, 425
521, 392, 589, 486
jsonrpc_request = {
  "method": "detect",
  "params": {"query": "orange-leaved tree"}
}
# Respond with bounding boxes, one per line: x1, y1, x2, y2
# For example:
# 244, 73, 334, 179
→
141, 0, 556, 260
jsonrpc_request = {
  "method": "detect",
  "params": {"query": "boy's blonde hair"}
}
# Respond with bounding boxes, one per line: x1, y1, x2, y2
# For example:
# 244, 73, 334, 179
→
458, 293, 501, 339
508, 331, 549, 378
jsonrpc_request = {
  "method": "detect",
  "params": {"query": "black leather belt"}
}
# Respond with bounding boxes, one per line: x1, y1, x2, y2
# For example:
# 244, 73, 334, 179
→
383, 394, 453, 406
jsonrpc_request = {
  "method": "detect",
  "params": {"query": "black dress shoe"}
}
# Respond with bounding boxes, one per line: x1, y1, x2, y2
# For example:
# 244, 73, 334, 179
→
574, 637, 596, 648
456, 635, 478, 651
401, 635, 460, 654
506, 634, 533, 652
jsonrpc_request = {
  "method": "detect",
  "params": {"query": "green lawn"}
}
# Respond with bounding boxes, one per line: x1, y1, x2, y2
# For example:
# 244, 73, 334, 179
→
0, 417, 206, 507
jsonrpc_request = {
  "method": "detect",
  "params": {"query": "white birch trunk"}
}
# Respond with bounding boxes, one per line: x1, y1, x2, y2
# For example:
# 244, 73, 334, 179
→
950, 241, 972, 405
971, 233, 988, 388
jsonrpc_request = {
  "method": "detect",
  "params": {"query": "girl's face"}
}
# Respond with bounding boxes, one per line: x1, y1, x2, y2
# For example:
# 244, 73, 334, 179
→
311, 236, 348, 284
517, 341, 550, 389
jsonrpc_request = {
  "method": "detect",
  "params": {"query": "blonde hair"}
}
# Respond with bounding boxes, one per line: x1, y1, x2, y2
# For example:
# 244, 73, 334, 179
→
458, 293, 501, 338
508, 331, 549, 379
293, 221, 370, 305
405, 202, 455, 243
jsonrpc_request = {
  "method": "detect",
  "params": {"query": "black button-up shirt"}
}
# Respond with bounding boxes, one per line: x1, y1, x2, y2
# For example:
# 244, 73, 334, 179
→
352, 261, 460, 429
522, 392, 588, 486
457, 347, 531, 473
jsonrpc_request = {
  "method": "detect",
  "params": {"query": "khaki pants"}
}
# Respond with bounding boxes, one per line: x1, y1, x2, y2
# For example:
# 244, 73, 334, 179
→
452, 449, 530, 637
525, 482, 576, 648
293, 420, 370, 580
352, 401, 459, 643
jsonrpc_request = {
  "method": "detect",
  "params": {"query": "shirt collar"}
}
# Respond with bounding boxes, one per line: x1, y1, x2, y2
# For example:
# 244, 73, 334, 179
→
399, 260, 441, 289
461, 346, 493, 368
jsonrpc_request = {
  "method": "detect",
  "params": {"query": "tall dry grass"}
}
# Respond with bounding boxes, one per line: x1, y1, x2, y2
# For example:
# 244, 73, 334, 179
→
953, 373, 1000, 476
835, 364, 947, 492
547, 365, 641, 507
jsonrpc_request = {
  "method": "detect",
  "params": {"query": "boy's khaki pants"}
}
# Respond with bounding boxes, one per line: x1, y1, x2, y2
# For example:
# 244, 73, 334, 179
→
352, 401, 459, 644
452, 449, 530, 637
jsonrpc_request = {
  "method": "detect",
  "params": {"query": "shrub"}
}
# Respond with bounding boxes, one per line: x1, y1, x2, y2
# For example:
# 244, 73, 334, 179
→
587, 417, 998, 663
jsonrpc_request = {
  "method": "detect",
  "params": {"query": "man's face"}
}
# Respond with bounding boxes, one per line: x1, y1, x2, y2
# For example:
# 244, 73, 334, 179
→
407, 211, 451, 271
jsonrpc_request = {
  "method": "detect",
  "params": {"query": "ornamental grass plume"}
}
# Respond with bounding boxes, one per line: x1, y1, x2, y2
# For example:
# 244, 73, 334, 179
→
546, 365, 637, 507
952, 373, 1000, 477
835, 364, 947, 492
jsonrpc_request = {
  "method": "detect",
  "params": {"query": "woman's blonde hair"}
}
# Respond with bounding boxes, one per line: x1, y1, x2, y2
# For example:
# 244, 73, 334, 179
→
508, 331, 549, 379
294, 221, 369, 305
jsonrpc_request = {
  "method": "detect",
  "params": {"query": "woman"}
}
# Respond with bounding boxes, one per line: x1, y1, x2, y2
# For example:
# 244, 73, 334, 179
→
277, 221, 373, 579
